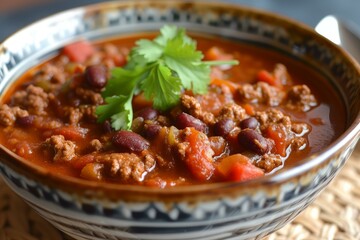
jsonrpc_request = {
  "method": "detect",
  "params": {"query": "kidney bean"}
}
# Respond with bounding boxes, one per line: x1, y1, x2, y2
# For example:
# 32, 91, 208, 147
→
176, 112, 208, 133
238, 129, 269, 155
143, 123, 162, 139
214, 118, 235, 136
85, 65, 107, 88
112, 130, 149, 152
134, 107, 159, 120
102, 120, 113, 133
16, 115, 35, 127
240, 117, 259, 130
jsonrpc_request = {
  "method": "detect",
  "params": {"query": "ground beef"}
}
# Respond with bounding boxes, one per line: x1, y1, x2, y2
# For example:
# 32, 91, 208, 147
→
176, 141, 190, 159
238, 82, 284, 106
95, 152, 155, 182
63, 105, 97, 125
34, 62, 67, 85
196, 85, 234, 115
13, 85, 49, 115
218, 102, 247, 123
43, 135, 76, 162
90, 139, 102, 151
75, 87, 103, 105
255, 153, 283, 173
291, 137, 307, 151
68, 108, 83, 125
286, 85, 317, 111
157, 115, 171, 127
255, 109, 292, 131
171, 127, 192, 159
180, 94, 216, 124
0, 104, 28, 126
254, 109, 311, 157
33, 117, 62, 130
142, 153, 163, 169
173, 127, 214, 161
80, 105, 97, 120
273, 64, 290, 86
291, 122, 310, 136
87, 43, 128, 68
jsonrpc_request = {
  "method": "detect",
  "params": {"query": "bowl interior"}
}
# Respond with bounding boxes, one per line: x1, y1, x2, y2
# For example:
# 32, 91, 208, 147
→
0, 0, 359, 193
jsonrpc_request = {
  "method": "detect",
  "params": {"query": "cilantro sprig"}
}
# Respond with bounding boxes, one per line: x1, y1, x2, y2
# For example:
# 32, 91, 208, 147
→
96, 25, 238, 130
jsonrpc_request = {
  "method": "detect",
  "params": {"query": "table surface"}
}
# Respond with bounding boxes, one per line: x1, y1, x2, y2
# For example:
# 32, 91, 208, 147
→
1, 0, 360, 42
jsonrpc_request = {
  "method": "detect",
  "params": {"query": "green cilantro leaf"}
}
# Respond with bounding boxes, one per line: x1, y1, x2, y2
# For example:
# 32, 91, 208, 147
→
140, 62, 182, 110
163, 34, 210, 93
96, 25, 239, 130
95, 95, 133, 130
130, 39, 163, 64
102, 67, 140, 98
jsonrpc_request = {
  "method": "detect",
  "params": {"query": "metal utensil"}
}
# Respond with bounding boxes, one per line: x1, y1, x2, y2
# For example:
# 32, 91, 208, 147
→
315, 15, 360, 62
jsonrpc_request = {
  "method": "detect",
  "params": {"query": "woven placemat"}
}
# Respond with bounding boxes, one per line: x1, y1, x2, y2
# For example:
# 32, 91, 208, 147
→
1, 144, 359, 240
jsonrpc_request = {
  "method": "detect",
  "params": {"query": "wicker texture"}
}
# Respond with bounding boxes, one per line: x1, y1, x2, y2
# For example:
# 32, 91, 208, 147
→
0, 145, 359, 240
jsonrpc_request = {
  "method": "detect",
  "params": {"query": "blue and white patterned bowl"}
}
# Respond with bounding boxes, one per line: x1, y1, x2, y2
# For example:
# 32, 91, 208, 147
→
0, 1, 359, 240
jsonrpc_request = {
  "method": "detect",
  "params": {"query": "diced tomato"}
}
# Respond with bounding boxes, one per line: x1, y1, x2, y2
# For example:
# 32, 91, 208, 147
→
80, 163, 103, 181
51, 126, 88, 140
62, 40, 94, 63
217, 154, 264, 182
217, 154, 248, 176
72, 154, 95, 170
264, 124, 288, 156
184, 128, 215, 181
144, 177, 167, 188
257, 69, 283, 88
242, 103, 256, 116
205, 47, 234, 61
227, 162, 264, 182
132, 93, 153, 111
257, 70, 275, 84
210, 78, 239, 95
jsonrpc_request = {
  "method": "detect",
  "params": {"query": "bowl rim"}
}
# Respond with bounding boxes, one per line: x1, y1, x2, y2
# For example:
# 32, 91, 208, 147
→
1, 0, 360, 198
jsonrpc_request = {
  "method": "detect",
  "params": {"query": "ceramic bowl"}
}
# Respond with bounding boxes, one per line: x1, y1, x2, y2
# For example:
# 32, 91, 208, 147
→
0, 1, 359, 240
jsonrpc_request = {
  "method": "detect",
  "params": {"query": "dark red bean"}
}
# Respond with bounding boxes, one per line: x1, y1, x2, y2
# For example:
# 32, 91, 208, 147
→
16, 115, 35, 127
176, 112, 208, 133
112, 130, 149, 152
240, 117, 259, 130
134, 107, 159, 120
102, 120, 113, 133
238, 129, 269, 155
214, 118, 235, 136
85, 65, 107, 88
143, 123, 161, 139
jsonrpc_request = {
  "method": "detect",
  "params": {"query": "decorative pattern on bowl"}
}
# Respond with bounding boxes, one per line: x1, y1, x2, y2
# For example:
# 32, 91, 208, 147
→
0, 1, 359, 240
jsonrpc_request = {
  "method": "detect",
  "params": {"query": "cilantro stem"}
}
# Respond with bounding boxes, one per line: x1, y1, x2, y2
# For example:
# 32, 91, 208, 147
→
202, 60, 239, 66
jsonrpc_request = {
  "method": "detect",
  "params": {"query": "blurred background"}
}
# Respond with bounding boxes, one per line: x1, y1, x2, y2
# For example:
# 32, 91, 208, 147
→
1, 0, 360, 42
